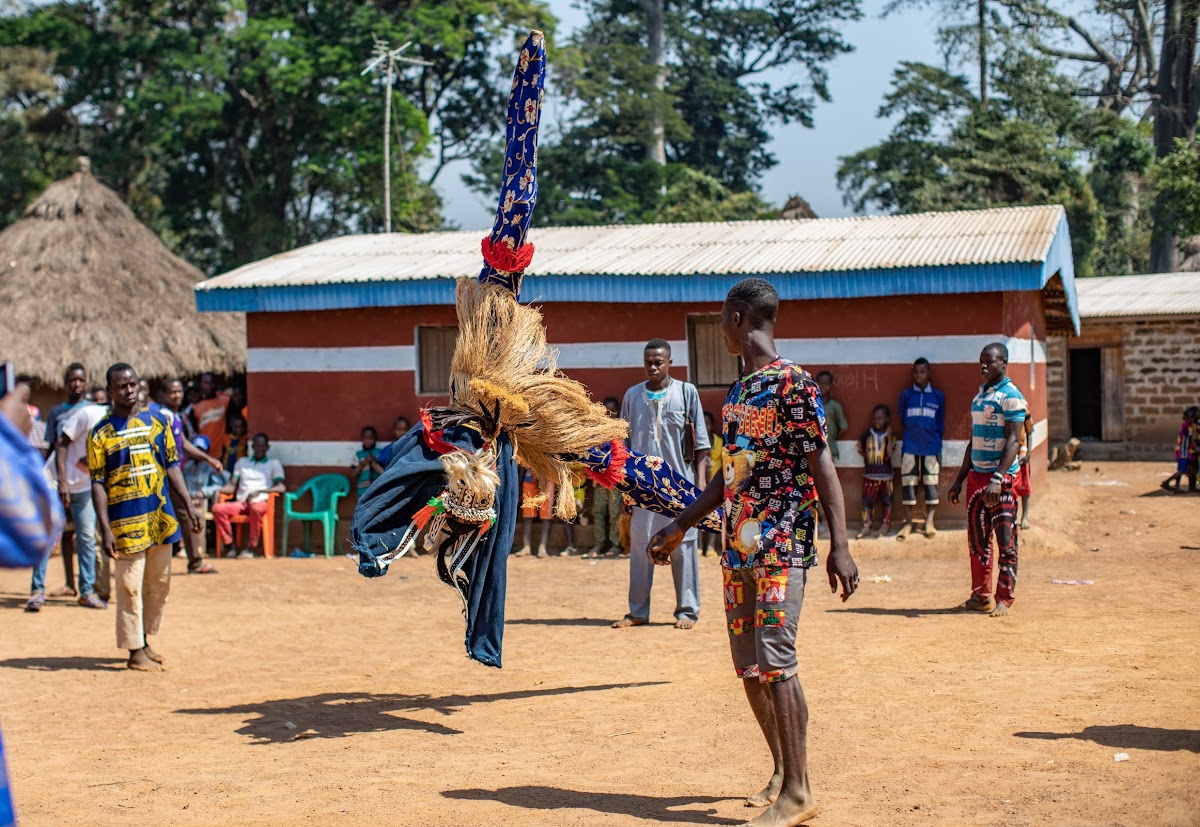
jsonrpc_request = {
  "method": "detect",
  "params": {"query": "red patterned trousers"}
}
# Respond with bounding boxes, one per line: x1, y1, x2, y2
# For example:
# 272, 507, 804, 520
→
966, 470, 1018, 607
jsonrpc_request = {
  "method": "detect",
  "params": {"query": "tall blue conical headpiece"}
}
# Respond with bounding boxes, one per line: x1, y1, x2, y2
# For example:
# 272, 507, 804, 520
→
478, 30, 545, 298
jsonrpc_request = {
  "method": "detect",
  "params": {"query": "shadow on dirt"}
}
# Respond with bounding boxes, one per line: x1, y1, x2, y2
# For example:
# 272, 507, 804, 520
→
0, 656, 127, 672
1014, 724, 1200, 752
175, 682, 668, 743
827, 606, 961, 619
505, 617, 617, 626
442, 786, 742, 824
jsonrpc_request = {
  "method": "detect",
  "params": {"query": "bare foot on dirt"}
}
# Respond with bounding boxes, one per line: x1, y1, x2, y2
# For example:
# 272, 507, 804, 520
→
895, 523, 913, 541
611, 617, 647, 629
989, 603, 1011, 618
923, 522, 937, 538
743, 790, 818, 827
142, 644, 165, 664
673, 618, 695, 630
745, 773, 783, 808
127, 649, 163, 672
1020, 519, 1031, 531
855, 526, 872, 540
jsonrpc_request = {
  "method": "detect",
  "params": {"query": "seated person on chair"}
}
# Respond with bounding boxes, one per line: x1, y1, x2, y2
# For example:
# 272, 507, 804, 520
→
212, 433, 285, 559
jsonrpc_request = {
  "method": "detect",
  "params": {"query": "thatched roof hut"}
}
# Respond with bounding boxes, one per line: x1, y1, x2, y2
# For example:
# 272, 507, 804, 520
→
0, 158, 244, 386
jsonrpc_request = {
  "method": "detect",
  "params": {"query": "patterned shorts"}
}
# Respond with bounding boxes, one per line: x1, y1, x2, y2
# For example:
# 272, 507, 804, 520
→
862, 478, 893, 508
723, 564, 806, 683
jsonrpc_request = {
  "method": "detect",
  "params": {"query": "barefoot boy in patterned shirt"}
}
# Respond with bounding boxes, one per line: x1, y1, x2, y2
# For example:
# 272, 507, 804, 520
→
649, 278, 859, 827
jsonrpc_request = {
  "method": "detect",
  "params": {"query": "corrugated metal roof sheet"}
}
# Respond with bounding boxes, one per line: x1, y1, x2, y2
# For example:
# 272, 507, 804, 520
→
197, 204, 1065, 291
1076, 272, 1200, 318
193, 204, 1078, 333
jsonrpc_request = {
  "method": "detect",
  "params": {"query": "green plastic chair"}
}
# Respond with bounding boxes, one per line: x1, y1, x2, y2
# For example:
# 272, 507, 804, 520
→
281, 474, 350, 558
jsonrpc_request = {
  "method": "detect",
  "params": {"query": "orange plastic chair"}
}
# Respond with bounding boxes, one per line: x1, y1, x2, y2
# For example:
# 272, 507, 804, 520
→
214, 492, 279, 558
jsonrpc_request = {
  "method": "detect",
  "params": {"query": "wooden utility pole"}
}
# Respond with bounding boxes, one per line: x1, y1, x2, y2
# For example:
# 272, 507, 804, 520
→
362, 38, 432, 233
643, 0, 667, 165
978, 0, 988, 108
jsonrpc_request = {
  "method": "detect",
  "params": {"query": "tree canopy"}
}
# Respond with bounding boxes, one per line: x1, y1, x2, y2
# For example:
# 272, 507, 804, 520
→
0, 0, 554, 274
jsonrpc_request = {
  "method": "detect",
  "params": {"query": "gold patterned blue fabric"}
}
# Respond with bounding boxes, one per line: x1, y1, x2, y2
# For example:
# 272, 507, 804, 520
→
478, 31, 545, 297
576, 444, 723, 534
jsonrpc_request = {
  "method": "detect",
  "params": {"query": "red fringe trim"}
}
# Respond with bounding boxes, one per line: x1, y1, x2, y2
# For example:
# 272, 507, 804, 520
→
584, 440, 629, 489
481, 235, 535, 274
420, 408, 458, 456
412, 502, 439, 531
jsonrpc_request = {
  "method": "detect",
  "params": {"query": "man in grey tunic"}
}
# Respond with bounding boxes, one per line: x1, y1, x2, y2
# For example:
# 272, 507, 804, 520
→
613, 338, 710, 629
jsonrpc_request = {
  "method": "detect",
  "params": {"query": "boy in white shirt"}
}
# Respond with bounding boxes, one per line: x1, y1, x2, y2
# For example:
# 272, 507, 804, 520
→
212, 433, 285, 559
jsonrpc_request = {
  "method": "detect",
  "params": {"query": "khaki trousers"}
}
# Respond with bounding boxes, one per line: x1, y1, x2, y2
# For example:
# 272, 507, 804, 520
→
115, 544, 172, 650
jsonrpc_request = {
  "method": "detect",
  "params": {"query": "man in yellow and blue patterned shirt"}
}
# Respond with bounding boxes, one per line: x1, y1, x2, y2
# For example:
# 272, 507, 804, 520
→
89, 363, 200, 672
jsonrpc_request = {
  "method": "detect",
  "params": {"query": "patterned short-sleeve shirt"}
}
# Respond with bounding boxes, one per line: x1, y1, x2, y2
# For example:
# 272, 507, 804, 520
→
721, 358, 826, 570
88, 410, 181, 555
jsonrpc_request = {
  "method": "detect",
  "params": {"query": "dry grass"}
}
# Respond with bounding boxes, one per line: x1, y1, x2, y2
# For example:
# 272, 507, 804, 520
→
450, 278, 626, 519
0, 158, 244, 385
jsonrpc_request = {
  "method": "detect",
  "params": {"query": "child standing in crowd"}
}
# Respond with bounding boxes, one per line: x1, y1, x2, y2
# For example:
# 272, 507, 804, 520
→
815, 371, 848, 461
1163, 406, 1199, 493
374, 416, 412, 467
897, 358, 945, 540
222, 415, 248, 473
183, 434, 228, 555
515, 467, 553, 558
700, 411, 723, 556
1013, 416, 1035, 528
857, 404, 896, 538
587, 397, 624, 557
351, 426, 384, 497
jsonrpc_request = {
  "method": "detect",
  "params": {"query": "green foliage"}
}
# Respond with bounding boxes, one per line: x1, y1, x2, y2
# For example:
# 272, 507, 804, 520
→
516, 0, 861, 224
0, 0, 554, 274
838, 51, 1156, 277
525, 145, 776, 225
1151, 139, 1200, 245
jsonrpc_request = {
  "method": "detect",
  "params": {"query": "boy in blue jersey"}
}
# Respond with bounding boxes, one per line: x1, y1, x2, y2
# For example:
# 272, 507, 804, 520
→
90, 364, 201, 671
896, 358, 945, 540
948, 343, 1027, 618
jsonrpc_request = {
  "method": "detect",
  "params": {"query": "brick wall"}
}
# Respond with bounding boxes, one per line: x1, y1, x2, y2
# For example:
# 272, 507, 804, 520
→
1049, 317, 1200, 458
1122, 318, 1200, 450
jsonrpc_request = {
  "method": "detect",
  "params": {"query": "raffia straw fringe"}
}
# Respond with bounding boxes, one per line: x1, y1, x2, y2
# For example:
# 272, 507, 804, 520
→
450, 278, 627, 519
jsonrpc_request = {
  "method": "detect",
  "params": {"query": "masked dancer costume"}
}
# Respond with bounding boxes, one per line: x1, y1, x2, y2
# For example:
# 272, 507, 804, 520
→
351, 31, 720, 668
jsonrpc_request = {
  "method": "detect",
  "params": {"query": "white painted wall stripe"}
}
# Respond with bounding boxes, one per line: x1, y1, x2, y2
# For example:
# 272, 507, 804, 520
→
777, 335, 1046, 366
553, 340, 689, 368
246, 335, 1044, 374
270, 421, 1047, 471
247, 346, 415, 373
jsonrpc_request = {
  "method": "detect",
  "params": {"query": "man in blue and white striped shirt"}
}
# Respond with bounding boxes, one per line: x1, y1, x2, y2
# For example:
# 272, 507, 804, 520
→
949, 343, 1027, 617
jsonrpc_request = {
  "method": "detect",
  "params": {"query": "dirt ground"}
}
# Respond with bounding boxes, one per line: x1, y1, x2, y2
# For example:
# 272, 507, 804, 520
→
1, 461, 1198, 827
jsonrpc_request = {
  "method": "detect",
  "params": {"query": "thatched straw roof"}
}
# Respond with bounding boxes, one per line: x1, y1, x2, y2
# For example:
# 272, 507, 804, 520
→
0, 158, 244, 386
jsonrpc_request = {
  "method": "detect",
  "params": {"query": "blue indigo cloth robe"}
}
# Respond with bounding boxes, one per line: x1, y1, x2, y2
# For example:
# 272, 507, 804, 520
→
351, 425, 518, 668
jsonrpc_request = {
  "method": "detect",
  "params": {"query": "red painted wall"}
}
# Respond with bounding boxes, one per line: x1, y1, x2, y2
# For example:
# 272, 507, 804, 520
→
249, 291, 1049, 527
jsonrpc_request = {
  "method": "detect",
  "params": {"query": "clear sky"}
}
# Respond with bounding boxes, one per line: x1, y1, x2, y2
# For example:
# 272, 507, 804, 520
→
435, 0, 946, 228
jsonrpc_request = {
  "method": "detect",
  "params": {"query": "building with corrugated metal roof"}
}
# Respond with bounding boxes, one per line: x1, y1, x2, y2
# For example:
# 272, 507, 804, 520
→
1047, 272, 1200, 459
195, 203, 1078, 536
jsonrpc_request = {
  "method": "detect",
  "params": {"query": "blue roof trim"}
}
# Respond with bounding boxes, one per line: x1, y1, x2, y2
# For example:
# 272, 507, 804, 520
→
196, 261, 1071, 313
1039, 212, 1081, 334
